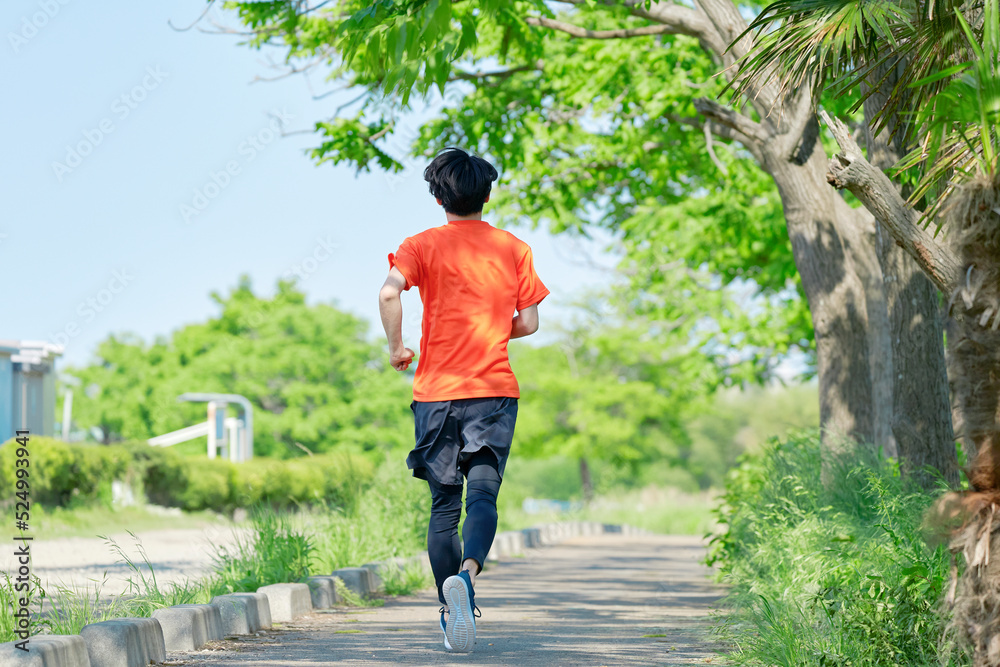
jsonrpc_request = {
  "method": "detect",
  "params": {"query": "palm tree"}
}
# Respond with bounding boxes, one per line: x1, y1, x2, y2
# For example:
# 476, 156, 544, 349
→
735, 0, 1000, 661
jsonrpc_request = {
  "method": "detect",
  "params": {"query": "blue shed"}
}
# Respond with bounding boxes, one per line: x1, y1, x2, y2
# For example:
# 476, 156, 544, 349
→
0, 340, 63, 440
0, 342, 16, 441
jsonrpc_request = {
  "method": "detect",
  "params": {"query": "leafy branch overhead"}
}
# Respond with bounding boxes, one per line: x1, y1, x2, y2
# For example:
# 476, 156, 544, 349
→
211, 0, 810, 367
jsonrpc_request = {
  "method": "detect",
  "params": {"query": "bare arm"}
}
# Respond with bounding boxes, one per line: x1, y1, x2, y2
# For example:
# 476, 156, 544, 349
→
378, 267, 415, 371
510, 304, 539, 339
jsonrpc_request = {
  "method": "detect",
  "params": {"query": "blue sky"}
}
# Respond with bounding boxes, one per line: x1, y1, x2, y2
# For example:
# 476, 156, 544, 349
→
0, 0, 619, 368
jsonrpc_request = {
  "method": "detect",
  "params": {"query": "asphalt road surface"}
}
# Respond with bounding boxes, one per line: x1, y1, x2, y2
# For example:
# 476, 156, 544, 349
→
170, 533, 728, 666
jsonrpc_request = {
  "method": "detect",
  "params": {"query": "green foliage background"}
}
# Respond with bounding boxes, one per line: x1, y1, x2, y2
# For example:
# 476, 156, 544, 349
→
57, 275, 815, 499
65, 277, 412, 458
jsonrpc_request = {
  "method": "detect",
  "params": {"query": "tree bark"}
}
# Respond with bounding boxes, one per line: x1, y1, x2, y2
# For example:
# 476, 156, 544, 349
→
579, 456, 594, 504
860, 67, 959, 487
756, 119, 888, 460
821, 111, 960, 293
666, 0, 894, 464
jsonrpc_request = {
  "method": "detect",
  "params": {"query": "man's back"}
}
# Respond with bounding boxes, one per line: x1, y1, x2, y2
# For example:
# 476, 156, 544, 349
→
390, 219, 549, 401
378, 147, 547, 654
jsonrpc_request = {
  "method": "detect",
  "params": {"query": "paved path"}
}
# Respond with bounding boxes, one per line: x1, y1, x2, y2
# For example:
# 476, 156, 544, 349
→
171, 534, 728, 666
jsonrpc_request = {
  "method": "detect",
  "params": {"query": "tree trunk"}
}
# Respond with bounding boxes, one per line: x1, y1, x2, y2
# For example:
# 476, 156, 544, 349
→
671, 0, 895, 468
936, 176, 1000, 667
758, 118, 890, 472
947, 177, 1000, 494
860, 63, 958, 487
579, 456, 594, 504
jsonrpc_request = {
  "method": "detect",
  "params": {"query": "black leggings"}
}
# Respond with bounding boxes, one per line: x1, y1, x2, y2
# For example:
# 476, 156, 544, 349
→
426, 448, 501, 605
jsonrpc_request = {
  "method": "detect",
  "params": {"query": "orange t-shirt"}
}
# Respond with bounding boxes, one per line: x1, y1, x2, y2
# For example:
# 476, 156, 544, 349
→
388, 219, 550, 402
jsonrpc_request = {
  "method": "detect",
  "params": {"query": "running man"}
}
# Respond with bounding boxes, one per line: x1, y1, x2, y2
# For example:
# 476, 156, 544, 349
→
378, 147, 549, 652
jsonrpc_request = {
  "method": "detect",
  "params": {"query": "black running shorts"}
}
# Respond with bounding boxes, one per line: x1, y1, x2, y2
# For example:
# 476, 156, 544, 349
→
406, 397, 518, 487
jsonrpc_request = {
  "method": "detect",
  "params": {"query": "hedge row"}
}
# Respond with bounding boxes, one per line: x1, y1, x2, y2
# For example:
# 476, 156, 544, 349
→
0, 437, 376, 512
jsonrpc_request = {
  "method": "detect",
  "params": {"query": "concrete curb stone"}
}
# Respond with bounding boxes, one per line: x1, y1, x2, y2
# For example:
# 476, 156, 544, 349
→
521, 527, 542, 548
257, 583, 312, 623
210, 592, 271, 635
239, 592, 272, 629
12, 521, 646, 667
306, 575, 339, 609
0, 635, 91, 667
79, 617, 165, 667
331, 567, 373, 597
359, 563, 385, 592
152, 603, 223, 651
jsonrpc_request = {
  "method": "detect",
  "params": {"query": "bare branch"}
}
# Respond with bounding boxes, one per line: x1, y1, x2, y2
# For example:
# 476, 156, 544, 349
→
774, 87, 816, 161
631, 3, 718, 44
448, 61, 543, 81
557, 0, 647, 6
665, 113, 764, 163
820, 110, 960, 294
250, 55, 327, 83
168, 1, 218, 32
693, 97, 766, 143
368, 124, 394, 143
525, 15, 685, 39
334, 90, 369, 115
704, 122, 729, 175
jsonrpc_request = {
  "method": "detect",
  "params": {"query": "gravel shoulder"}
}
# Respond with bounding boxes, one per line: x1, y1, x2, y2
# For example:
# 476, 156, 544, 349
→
170, 533, 729, 666
7, 523, 246, 595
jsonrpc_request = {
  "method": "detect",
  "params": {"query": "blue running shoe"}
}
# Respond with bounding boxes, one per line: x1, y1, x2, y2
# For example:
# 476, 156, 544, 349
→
442, 570, 477, 652
439, 607, 452, 651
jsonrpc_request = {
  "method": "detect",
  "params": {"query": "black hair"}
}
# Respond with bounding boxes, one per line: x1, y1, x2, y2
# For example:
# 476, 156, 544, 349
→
423, 147, 498, 216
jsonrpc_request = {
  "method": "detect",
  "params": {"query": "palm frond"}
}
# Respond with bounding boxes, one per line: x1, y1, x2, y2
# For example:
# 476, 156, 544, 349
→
900, 0, 1000, 223
730, 0, 971, 149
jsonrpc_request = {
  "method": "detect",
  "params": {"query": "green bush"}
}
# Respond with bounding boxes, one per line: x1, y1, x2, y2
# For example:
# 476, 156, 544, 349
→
0, 439, 377, 513
122, 442, 189, 507
233, 451, 375, 509
0, 437, 131, 507
709, 431, 967, 666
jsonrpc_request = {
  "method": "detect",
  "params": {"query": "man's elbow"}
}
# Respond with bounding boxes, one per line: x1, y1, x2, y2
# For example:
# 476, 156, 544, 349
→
378, 285, 400, 305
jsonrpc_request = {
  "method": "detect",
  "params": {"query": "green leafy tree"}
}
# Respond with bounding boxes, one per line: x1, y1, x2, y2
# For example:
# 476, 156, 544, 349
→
207, 0, 933, 471
65, 277, 413, 457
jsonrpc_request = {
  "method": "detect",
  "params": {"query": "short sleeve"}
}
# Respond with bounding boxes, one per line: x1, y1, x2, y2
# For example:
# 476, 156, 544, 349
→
515, 244, 550, 310
388, 237, 422, 290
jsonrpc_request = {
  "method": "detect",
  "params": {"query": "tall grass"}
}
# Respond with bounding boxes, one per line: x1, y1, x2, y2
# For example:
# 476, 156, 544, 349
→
710, 431, 969, 666
207, 506, 313, 597
104, 532, 208, 613
41, 533, 211, 635
306, 460, 430, 572
0, 570, 46, 641
43, 576, 127, 636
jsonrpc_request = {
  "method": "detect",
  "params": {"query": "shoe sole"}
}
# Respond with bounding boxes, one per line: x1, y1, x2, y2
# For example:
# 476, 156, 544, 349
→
443, 576, 475, 652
